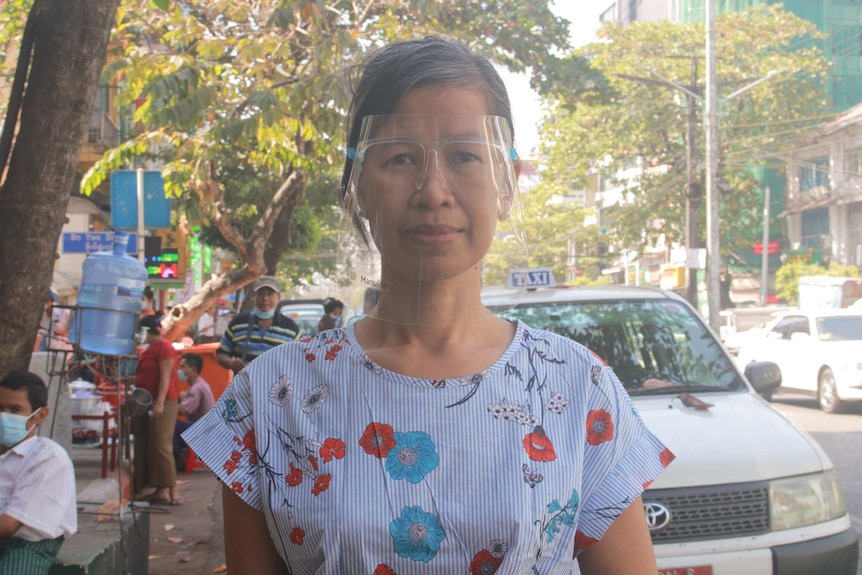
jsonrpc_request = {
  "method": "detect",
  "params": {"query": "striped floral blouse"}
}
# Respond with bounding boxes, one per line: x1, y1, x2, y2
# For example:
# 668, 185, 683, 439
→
183, 321, 673, 575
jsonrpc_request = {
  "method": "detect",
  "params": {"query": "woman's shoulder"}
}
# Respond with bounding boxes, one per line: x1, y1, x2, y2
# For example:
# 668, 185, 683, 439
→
516, 321, 597, 361
246, 328, 356, 371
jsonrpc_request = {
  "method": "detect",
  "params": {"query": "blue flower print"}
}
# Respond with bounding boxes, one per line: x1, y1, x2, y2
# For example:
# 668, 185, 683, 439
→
390, 505, 446, 562
385, 431, 439, 483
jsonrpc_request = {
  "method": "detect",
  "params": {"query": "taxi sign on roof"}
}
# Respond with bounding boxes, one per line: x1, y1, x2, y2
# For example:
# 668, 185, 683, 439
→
506, 267, 556, 290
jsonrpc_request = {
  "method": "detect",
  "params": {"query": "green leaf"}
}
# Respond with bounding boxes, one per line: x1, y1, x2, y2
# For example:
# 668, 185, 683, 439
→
150, 0, 169, 10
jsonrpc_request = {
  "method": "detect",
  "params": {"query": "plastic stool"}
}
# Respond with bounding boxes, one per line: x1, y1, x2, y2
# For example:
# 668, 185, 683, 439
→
184, 448, 207, 473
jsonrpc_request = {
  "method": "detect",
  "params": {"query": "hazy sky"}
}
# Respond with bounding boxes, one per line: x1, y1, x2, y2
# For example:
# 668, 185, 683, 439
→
502, 3, 604, 156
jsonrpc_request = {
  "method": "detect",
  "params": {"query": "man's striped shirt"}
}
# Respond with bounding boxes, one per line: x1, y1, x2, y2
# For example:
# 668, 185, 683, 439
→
219, 312, 300, 363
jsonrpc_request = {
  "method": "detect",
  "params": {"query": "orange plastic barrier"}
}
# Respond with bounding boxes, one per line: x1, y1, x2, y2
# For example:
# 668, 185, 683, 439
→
176, 342, 232, 401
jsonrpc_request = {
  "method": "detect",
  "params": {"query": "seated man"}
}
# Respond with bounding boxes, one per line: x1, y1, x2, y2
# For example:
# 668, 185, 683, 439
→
0, 371, 77, 575
173, 353, 215, 471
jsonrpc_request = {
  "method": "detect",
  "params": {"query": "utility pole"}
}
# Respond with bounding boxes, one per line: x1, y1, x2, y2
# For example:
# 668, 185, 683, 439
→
685, 55, 701, 309
761, 186, 771, 305
705, 0, 720, 331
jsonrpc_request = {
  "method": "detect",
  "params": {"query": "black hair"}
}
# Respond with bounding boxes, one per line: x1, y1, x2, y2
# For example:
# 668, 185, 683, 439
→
364, 287, 380, 308
143, 286, 154, 301
181, 352, 204, 374
339, 36, 515, 203
323, 298, 344, 314
139, 313, 163, 335
0, 370, 48, 411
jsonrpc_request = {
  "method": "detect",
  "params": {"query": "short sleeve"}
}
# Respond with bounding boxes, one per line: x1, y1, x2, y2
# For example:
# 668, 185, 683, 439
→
154, 339, 176, 362
218, 327, 236, 356
181, 369, 262, 510
576, 362, 674, 552
5, 446, 77, 539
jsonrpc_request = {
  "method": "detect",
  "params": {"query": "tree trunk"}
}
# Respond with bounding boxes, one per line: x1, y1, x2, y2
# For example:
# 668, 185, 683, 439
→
0, 0, 120, 377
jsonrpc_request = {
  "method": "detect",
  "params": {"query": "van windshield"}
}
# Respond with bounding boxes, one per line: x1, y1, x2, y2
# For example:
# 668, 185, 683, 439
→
491, 298, 745, 394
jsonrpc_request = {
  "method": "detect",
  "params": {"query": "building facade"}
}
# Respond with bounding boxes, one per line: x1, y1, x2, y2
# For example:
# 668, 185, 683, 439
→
601, 0, 673, 24
783, 104, 862, 269
677, 0, 862, 114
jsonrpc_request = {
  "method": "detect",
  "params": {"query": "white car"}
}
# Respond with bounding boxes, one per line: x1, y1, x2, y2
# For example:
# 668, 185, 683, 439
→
276, 300, 325, 336
735, 309, 862, 413
482, 281, 858, 575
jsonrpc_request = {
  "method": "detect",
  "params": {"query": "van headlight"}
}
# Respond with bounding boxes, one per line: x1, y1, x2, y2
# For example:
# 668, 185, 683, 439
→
770, 470, 847, 530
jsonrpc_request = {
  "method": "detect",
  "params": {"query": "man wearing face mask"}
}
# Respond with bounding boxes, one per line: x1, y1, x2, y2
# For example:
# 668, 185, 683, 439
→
173, 353, 215, 471
0, 371, 77, 574
216, 275, 300, 373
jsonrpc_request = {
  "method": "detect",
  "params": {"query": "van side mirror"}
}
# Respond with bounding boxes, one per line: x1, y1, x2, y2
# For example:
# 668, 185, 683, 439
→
744, 361, 782, 395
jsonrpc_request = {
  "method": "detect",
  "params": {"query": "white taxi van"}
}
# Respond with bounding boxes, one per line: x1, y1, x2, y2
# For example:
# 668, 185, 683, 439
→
482, 271, 858, 575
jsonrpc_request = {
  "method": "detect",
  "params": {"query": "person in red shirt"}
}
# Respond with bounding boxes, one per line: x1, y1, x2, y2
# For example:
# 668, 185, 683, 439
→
133, 314, 181, 505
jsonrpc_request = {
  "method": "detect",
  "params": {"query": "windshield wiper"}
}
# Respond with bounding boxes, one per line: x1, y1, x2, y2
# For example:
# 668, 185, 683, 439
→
629, 384, 722, 396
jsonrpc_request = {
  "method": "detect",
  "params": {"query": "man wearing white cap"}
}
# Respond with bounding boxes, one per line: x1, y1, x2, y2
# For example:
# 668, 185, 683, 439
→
216, 276, 300, 373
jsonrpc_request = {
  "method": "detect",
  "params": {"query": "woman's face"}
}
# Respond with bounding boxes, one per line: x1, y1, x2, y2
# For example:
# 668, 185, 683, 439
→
356, 85, 510, 283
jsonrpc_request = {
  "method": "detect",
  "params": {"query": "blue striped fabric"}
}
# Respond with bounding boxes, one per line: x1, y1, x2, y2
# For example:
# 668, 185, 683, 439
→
218, 312, 299, 363
183, 321, 672, 574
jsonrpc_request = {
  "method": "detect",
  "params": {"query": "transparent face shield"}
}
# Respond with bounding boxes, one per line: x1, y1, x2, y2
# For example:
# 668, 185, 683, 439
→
335, 115, 529, 325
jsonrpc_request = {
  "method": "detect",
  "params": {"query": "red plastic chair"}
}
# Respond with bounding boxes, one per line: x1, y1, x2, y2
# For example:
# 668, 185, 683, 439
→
184, 448, 207, 473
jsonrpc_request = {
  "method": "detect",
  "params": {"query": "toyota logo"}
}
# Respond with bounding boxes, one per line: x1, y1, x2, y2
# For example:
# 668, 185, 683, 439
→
643, 502, 671, 531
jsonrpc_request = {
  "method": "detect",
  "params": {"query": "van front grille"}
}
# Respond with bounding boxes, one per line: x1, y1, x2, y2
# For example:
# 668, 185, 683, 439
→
644, 483, 770, 543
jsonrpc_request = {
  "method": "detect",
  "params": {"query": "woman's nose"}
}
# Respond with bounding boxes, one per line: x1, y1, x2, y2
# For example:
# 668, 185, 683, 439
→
414, 149, 453, 206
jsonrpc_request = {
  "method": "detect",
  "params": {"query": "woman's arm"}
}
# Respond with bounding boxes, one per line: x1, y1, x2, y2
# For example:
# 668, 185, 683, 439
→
153, 356, 173, 416
222, 484, 290, 574
577, 496, 658, 575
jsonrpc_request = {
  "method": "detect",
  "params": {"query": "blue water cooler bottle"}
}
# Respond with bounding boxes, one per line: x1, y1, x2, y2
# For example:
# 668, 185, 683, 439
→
71, 231, 148, 355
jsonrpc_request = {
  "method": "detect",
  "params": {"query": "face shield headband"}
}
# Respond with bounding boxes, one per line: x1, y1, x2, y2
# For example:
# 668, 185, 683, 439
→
335, 115, 530, 324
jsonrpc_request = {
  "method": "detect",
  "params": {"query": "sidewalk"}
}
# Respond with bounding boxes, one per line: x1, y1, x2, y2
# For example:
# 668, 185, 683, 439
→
70, 443, 227, 575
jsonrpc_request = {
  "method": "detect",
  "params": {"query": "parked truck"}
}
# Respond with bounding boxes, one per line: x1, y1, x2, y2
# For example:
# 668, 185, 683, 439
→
797, 275, 862, 310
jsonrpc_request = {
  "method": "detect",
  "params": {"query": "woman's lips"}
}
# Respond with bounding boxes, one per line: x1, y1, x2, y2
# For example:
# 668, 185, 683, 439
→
404, 225, 462, 245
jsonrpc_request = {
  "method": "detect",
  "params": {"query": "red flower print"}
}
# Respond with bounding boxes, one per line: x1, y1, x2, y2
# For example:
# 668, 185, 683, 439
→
325, 350, 338, 361
301, 336, 312, 343
359, 422, 396, 458
575, 530, 598, 551
373, 565, 396, 575
223, 459, 238, 475
286, 463, 303, 486
320, 438, 346, 463
331, 344, 342, 352
290, 527, 305, 545
231, 481, 244, 494
586, 409, 615, 445
308, 455, 319, 471
660, 448, 676, 468
326, 338, 335, 345
469, 549, 503, 575
643, 480, 654, 490
312, 474, 331, 496
306, 353, 316, 362
248, 451, 258, 465
523, 426, 557, 462
230, 450, 242, 463
241, 430, 256, 453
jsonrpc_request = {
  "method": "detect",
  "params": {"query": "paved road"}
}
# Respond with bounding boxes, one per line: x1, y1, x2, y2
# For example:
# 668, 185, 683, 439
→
770, 392, 862, 575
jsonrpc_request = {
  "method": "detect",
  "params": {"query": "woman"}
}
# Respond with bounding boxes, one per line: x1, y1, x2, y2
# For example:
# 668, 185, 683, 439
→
184, 37, 671, 574
316, 298, 344, 332
133, 314, 181, 505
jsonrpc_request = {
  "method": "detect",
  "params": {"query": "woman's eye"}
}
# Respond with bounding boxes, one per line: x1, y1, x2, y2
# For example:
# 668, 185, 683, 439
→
388, 153, 418, 167
450, 150, 482, 165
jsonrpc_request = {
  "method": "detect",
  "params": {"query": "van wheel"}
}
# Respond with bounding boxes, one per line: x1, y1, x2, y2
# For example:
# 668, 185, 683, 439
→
818, 368, 843, 414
